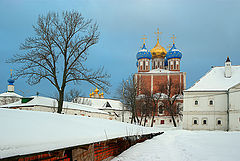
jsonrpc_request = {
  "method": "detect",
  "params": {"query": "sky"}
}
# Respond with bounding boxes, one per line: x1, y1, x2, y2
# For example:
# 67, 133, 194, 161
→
0, 0, 240, 99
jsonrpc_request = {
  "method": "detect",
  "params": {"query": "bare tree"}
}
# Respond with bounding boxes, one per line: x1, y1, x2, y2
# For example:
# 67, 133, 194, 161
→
116, 74, 139, 124
161, 78, 182, 127
65, 88, 82, 102
8, 11, 110, 113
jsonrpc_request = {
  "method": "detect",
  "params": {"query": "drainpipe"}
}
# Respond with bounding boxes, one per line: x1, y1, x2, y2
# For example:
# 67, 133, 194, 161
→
227, 89, 230, 131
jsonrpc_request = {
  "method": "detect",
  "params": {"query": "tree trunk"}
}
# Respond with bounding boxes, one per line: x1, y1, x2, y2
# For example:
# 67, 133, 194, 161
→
151, 104, 157, 127
57, 90, 64, 114
171, 114, 177, 127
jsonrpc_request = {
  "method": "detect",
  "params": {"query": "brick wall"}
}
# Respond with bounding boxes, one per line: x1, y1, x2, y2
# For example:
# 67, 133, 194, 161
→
5, 132, 163, 161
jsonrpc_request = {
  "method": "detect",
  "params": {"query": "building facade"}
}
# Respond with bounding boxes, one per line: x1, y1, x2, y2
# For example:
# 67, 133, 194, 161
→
135, 29, 186, 126
183, 57, 240, 131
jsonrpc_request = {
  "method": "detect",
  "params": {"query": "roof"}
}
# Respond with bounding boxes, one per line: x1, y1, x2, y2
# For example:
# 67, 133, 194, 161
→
0, 108, 160, 159
74, 97, 124, 110
0, 96, 108, 114
0, 92, 22, 98
186, 65, 240, 92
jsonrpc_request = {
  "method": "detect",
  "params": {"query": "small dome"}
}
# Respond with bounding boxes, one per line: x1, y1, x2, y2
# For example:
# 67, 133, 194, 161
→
136, 44, 152, 60
8, 78, 15, 85
150, 40, 167, 58
94, 88, 99, 93
166, 43, 182, 60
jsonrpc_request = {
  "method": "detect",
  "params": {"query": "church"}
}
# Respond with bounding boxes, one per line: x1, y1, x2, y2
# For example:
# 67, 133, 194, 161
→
134, 29, 186, 126
0, 70, 22, 105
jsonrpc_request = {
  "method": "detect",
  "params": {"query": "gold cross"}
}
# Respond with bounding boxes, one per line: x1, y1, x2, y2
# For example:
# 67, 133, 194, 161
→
10, 69, 13, 77
170, 34, 176, 44
167, 44, 172, 50
154, 28, 162, 41
141, 35, 147, 44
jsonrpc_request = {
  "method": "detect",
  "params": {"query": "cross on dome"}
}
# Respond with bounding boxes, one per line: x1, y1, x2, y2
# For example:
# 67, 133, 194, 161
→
154, 28, 162, 41
170, 34, 176, 44
141, 35, 147, 44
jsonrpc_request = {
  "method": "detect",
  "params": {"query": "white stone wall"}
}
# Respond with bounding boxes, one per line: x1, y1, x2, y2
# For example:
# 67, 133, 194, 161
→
229, 84, 240, 130
183, 91, 227, 130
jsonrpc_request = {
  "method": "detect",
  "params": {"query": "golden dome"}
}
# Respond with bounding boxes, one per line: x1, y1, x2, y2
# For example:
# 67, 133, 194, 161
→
94, 88, 99, 93
150, 40, 167, 58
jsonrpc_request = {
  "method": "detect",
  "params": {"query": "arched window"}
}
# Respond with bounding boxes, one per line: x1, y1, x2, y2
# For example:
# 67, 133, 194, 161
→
217, 119, 222, 125
143, 61, 145, 70
174, 60, 176, 69
202, 118, 208, 125
193, 119, 198, 125
195, 100, 199, 105
153, 61, 155, 69
209, 100, 214, 106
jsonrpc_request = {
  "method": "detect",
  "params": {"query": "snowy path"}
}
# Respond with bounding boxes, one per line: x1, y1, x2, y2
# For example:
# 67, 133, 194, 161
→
112, 129, 240, 161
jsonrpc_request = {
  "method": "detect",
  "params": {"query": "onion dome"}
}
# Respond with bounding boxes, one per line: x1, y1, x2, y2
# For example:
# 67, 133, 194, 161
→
8, 78, 15, 85
165, 43, 182, 60
136, 43, 152, 60
94, 88, 99, 93
150, 40, 167, 58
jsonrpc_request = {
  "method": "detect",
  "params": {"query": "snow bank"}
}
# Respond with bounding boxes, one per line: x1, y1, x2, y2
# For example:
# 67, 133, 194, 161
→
0, 108, 160, 159
113, 129, 240, 161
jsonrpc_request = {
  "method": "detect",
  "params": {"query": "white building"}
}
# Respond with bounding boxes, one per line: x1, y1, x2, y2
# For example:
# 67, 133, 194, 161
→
74, 96, 132, 123
0, 71, 22, 105
73, 88, 132, 123
183, 57, 240, 131
0, 96, 113, 120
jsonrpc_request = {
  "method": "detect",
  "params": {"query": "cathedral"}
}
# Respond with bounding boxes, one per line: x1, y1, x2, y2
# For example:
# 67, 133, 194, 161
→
134, 28, 186, 126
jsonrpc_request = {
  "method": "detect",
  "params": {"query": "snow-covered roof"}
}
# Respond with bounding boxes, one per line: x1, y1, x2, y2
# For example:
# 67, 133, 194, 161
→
0, 108, 160, 159
186, 65, 240, 92
139, 68, 180, 74
74, 97, 124, 110
0, 92, 22, 98
0, 96, 108, 114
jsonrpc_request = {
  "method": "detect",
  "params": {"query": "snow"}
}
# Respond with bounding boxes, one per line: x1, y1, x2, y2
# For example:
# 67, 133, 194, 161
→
0, 96, 108, 114
75, 97, 124, 110
0, 108, 160, 159
186, 65, 240, 91
113, 128, 240, 161
0, 92, 22, 98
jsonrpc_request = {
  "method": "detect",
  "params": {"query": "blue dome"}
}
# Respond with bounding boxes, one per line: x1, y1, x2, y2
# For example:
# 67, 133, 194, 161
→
165, 43, 182, 60
8, 78, 14, 85
136, 44, 152, 60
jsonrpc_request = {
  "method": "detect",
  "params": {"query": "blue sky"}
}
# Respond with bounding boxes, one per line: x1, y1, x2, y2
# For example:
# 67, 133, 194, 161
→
0, 0, 240, 98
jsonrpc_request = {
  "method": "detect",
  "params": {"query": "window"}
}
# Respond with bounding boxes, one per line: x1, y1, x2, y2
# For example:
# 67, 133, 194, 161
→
195, 100, 199, 105
143, 61, 145, 70
217, 120, 222, 125
203, 119, 207, 125
169, 119, 172, 123
159, 106, 164, 114
160, 120, 165, 124
193, 118, 198, 125
194, 120, 198, 125
209, 100, 214, 105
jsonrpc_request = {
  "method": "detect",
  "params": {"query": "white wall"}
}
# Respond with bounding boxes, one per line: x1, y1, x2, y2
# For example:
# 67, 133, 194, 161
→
183, 91, 227, 130
229, 84, 240, 130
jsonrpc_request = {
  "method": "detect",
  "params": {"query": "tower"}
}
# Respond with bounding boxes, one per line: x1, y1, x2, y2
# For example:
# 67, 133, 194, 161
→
165, 34, 182, 71
7, 69, 15, 92
136, 36, 152, 72
150, 28, 167, 69
224, 56, 232, 78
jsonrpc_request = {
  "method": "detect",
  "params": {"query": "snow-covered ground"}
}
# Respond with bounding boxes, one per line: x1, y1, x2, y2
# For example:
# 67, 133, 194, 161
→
112, 128, 240, 161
